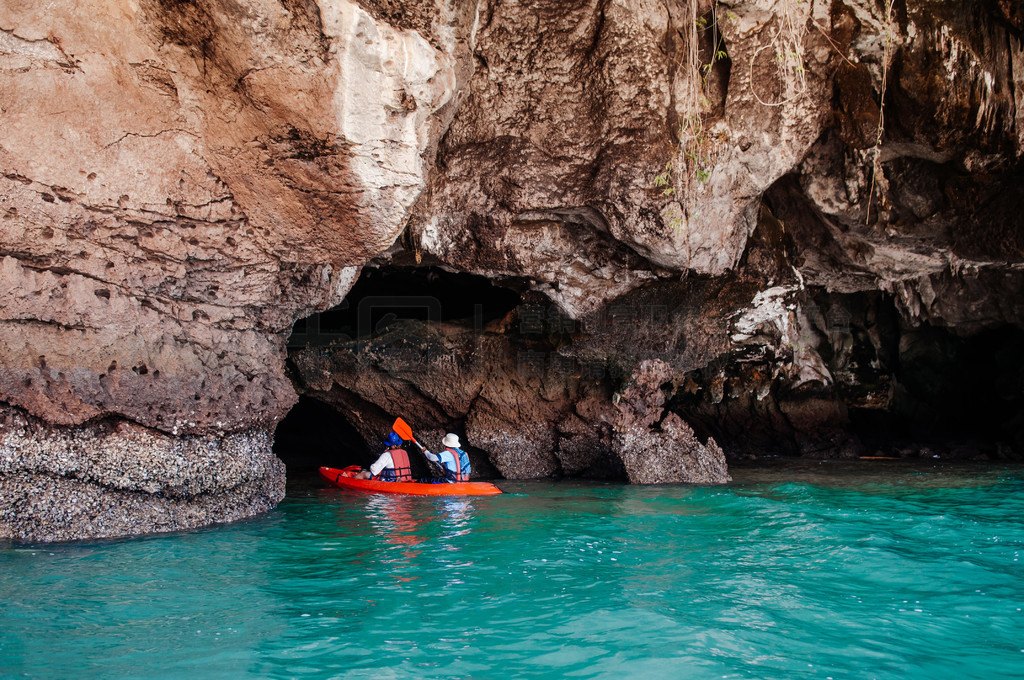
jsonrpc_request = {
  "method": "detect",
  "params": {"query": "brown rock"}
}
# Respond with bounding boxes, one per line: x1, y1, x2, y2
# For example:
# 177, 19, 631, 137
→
614, 411, 731, 485
3, 0, 1024, 540
0, 0, 467, 435
291, 320, 627, 480
611, 359, 730, 484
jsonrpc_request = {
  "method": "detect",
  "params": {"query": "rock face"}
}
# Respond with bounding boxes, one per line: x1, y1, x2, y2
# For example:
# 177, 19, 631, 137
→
612, 360, 730, 484
2, 0, 1023, 539
0, 406, 283, 542
412, 0, 837, 316
291, 319, 622, 480
1, 0, 467, 540
0, 0, 466, 434
291, 327, 730, 483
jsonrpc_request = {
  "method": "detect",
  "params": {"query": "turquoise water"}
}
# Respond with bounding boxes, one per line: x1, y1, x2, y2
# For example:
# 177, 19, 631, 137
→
2, 462, 1023, 680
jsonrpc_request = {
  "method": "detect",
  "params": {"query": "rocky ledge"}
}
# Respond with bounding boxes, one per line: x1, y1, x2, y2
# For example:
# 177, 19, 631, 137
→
290, 318, 732, 483
0, 406, 283, 542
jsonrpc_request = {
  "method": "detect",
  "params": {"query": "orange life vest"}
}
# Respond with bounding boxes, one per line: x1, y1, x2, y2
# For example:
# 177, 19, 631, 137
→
376, 448, 412, 482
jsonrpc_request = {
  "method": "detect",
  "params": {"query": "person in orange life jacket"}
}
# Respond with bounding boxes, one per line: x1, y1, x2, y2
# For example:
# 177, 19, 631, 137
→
422, 433, 471, 482
355, 432, 413, 481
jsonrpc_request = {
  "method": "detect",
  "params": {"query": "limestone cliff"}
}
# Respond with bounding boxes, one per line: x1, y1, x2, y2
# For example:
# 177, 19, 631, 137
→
1, 0, 1022, 541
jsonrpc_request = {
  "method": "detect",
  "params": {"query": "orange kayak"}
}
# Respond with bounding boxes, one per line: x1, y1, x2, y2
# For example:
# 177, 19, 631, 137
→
319, 466, 503, 496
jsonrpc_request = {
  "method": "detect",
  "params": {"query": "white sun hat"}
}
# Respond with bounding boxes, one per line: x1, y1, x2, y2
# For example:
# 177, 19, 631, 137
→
442, 433, 461, 448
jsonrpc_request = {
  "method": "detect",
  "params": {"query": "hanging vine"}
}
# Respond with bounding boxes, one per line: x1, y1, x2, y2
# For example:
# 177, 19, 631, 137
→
865, 0, 896, 225
654, 0, 728, 233
748, 0, 808, 108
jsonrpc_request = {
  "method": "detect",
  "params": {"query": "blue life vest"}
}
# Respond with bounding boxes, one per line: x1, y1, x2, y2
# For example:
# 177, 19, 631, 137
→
441, 447, 471, 482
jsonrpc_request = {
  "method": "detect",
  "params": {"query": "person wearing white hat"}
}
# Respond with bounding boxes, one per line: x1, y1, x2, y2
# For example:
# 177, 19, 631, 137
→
423, 433, 471, 482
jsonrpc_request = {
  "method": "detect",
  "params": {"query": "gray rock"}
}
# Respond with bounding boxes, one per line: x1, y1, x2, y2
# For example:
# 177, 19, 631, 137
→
0, 406, 284, 542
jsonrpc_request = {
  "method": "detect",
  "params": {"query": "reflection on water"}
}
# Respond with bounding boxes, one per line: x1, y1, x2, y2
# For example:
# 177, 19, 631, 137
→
2, 462, 1023, 680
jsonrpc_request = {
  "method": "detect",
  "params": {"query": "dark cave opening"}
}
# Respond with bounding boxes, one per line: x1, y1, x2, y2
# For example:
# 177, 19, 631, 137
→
811, 289, 1024, 456
676, 288, 1024, 460
849, 324, 1024, 456
272, 395, 470, 480
272, 395, 371, 474
818, 289, 1024, 457
275, 266, 524, 474
286, 265, 523, 349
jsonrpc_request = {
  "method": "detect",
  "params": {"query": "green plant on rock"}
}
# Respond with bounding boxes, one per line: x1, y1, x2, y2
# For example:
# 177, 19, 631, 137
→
663, 202, 687, 234
654, 161, 675, 198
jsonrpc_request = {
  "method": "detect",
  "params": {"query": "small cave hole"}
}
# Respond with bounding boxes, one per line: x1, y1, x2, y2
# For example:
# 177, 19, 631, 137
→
273, 396, 372, 478
849, 324, 1024, 457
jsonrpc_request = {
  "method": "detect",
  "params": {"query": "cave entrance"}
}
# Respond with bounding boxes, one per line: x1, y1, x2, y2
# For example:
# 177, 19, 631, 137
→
272, 395, 370, 476
274, 265, 524, 476
849, 323, 1024, 456
286, 265, 523, 348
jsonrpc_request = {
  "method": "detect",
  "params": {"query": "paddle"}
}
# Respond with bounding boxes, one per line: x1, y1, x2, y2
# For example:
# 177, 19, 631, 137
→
392, 417, 443, 478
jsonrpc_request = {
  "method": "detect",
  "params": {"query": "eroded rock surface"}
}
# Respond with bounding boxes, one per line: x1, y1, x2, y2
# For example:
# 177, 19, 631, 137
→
1, 0, 468, 539
2, 0, 1023, 539
612, 360, 730, 484
0, 0, 470, 434
291, 319, 623, 479
0, 406, 283, 542
411, 0, 838, 315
